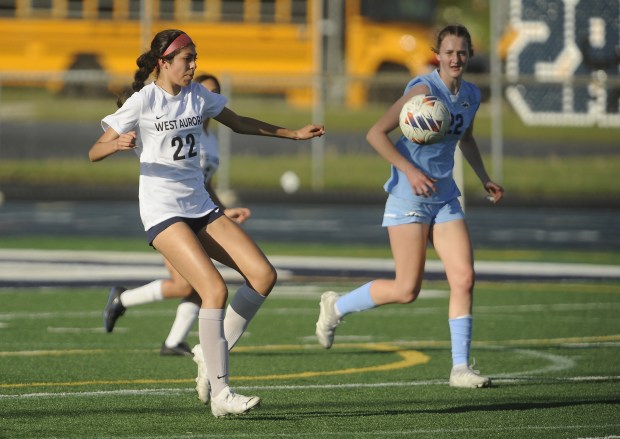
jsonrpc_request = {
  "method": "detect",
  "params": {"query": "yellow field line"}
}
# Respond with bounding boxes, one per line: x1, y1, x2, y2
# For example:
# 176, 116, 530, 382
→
1, 335, 618, 390
0, 342, 429, 390
235, 343, 430, 381
2, 334, 618, 358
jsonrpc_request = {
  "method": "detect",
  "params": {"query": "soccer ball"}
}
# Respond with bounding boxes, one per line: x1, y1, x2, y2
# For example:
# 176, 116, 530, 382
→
399, 95, 451, 145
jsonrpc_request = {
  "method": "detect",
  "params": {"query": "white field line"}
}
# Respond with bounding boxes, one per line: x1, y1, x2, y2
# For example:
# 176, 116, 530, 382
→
0, 288, 449, 322
1, 375, 619, 400
1, 249, 619, 280
7, 427, 620, 439
1, 300, 618, 323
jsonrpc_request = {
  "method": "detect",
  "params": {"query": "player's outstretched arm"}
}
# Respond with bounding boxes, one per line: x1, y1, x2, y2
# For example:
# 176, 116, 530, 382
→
214, 107, 324, 140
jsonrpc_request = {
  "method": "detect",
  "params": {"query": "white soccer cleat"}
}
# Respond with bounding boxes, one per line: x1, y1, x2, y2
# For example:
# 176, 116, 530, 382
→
315, 291, 342, 349
449, 363, 491, 388
191, 344, 210, 404
210, 386, 261, 418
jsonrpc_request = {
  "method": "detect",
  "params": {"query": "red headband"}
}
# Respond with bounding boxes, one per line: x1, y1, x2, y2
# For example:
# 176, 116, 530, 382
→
162, 33, 193, 57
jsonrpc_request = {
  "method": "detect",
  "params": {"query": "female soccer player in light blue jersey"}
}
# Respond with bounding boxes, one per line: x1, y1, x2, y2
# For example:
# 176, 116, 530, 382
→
315, 24, 503, 388
89, 29, 324, 417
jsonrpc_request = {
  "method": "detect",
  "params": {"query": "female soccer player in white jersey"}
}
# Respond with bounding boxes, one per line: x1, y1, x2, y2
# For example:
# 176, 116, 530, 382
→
101, 74, 252, 358
315, 24, 503, 388
89, 29, 324, 417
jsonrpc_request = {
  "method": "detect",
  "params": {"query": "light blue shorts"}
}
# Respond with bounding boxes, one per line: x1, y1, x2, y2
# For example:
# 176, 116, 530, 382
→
382, 194, 465, 227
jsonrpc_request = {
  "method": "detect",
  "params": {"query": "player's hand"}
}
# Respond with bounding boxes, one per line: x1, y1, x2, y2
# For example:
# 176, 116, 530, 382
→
406, 167, 437, 197
484, 181, 504, 204
224, 207, 252, 224
294, 125, 325, 140
116, 131, 137, 151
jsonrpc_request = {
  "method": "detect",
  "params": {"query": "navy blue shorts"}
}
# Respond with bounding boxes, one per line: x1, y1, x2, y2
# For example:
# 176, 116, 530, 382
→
146, 208, 224, 246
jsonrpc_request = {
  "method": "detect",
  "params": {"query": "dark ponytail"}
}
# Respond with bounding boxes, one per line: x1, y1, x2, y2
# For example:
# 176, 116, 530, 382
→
131, 29, 187, 92
116, 87, 134, 108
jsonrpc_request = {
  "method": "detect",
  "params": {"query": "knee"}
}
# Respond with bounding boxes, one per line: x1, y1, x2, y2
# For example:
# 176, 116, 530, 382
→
164, 278, 194, 298
247, 261, 277, 293
208, 293, 229, 309
451, 268, 475, 295
268, 264, 278, 286
392, 284, 422, 304
197, 281, 228, 308
263, 263, 278, 290
176, 282, 194, 298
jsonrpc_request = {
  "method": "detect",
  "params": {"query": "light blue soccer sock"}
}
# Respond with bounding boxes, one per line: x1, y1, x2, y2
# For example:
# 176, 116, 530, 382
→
449, 315, 472, 367
334, 281, 376, 317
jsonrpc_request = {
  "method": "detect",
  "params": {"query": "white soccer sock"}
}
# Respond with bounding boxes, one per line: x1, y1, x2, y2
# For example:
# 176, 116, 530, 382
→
198, 308, 229, 397
119, 280, 164, 307
164, 299, 199, 348
224, 284, 266, 350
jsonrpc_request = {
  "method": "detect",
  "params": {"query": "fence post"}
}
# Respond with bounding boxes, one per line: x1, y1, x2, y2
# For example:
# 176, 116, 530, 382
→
311, 0, 325, 191
490, 0, 506, 183
216, 74, 232, 199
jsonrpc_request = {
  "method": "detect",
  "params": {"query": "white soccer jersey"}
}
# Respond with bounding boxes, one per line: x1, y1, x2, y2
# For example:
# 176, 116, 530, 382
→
101, 81, 228, 230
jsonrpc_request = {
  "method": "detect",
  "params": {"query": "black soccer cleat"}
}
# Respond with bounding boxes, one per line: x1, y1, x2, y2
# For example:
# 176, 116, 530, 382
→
160, 341, 194, 357
103, 286, 126, 333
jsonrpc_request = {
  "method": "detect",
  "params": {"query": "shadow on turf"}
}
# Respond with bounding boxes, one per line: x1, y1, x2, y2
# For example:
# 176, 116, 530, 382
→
236, 397, 620, 420
1, 404, 192, 421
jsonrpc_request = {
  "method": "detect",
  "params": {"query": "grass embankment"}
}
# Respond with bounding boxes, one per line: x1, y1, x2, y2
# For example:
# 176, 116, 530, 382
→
0, 153, 618, 202
0, 87, 618, 202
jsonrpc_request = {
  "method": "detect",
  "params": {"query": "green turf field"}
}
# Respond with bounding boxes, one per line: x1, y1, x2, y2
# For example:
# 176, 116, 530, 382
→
1, 279, 618, 438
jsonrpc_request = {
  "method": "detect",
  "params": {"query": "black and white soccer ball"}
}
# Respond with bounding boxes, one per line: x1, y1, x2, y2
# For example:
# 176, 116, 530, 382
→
399, 95, 451, 145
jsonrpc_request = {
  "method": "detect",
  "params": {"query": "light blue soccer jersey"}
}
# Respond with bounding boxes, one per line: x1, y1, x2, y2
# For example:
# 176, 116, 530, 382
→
384, 69, 481, 203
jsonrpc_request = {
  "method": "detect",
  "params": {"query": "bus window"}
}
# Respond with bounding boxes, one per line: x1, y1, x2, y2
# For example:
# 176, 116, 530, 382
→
191, 0, 205, 16
98, 0, 114, 19
260, 0, 275, 23
32, 0, 53, 17
159, 0, 175, 20
66, 0, 81, 18
0, 0, 16, 18
360, 0, 434, 23
290, 0, 306, 24
221, 0, 244, 21
128, 0, 140, 19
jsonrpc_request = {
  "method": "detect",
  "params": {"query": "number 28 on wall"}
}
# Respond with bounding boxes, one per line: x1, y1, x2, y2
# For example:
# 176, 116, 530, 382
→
505, 0, 620, 127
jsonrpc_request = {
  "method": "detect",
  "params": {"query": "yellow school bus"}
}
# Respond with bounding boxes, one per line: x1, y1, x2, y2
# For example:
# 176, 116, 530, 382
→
0, 0, 438, 107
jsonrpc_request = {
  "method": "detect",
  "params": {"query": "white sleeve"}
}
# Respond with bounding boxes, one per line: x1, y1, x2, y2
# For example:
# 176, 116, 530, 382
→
194, 82, 228, 119
101, 92, 141, 134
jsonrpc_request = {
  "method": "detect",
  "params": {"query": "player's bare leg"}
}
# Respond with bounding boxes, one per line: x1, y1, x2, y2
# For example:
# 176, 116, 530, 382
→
154, 221, 261, 415
432, 219, 490, 388
316, 223, 429, 348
